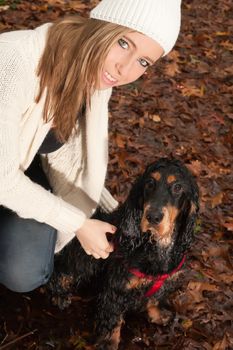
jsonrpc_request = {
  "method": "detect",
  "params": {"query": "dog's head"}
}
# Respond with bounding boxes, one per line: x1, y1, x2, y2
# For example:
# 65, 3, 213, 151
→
124, 158, 199, 258
141, 158, 199, 246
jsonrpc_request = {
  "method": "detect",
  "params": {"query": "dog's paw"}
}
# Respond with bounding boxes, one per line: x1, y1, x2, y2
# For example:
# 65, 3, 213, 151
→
95, 317, 123, 349
95, 333, 121, 350
147, 301, 173, 326
95, 340, 118, 350
151, 307, 173, 326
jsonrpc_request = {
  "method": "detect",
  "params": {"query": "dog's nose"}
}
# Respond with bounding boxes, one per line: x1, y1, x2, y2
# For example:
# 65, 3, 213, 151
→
146, 211, 164, 224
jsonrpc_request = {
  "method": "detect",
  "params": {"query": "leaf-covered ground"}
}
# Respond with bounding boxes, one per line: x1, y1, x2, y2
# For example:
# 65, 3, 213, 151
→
0, 1, 232, 349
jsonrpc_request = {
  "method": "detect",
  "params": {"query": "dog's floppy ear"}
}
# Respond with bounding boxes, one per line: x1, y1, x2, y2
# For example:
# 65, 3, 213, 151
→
176, 173, 199, 254
115, 174, 145, 245
190, 175, 199, 214
126, 174, 145, 211
178, 206, 198, 252
180, 162, 199, 214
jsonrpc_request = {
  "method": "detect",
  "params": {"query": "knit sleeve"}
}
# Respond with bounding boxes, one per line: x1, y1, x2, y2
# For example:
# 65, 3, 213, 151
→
0, 43, 86, 235
99, 187, 119, 213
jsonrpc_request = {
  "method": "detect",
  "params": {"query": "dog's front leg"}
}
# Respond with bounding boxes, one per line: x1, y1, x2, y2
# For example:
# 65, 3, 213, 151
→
95, 291, 126, 350
95, 317, 124, 350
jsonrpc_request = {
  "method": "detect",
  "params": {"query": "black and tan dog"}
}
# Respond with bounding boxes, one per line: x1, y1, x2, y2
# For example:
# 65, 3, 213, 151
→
49, 158, 199, 350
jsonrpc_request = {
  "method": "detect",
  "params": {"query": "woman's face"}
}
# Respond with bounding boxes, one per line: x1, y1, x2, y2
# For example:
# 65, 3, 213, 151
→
98, 31, 164, 90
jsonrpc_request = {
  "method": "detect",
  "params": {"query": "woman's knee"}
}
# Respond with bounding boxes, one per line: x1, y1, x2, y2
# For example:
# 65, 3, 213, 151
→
1, 261, 53, 292
0, 209, 57, 292
0, 230, 57, 292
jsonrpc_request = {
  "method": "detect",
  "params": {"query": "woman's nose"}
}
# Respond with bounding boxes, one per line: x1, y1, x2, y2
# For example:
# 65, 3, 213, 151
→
116, 57, 132, 77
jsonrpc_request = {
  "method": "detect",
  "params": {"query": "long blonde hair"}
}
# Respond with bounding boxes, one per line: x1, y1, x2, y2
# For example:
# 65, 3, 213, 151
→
36, 16, 130, 142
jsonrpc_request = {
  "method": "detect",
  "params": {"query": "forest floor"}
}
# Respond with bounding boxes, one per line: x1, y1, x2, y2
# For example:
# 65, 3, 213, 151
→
0, 0, 232, 349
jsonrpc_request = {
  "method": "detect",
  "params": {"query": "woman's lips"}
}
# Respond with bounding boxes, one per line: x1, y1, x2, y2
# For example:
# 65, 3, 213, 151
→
102, 70, 118, 86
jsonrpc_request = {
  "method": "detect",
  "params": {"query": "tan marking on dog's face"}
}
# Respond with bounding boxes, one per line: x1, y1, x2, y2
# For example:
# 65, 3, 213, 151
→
140, 204, 151, 233
140, 204, 179, 247
157, 205, 179, 246
167, 175, 177, 184
152, 171, 161, 181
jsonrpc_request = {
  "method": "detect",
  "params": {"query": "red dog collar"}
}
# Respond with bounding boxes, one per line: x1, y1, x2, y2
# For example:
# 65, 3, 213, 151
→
129, 255, 186, 297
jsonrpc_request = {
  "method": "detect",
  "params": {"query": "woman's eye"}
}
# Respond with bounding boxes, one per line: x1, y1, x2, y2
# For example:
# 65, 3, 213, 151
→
172, 183, 183, 194
118, 38, 129, 49
138, 58, 150, 68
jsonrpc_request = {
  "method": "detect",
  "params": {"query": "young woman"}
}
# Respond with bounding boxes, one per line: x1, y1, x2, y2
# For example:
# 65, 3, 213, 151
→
0, 0, 182, 292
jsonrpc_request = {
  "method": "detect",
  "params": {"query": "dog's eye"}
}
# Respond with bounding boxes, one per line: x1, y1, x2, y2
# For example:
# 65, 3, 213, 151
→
145, 178, 156, 191
172, 183, 183, 194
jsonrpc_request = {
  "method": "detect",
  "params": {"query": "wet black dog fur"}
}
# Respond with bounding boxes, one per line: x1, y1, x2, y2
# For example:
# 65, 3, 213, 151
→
48, 158, 199, 350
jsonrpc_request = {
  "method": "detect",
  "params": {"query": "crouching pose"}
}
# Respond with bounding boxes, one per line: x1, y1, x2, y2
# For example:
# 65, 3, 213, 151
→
0, 0, 182, 293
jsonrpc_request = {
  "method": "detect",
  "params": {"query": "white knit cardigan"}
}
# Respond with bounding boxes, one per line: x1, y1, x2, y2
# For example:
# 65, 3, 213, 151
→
0, 23, 118, 252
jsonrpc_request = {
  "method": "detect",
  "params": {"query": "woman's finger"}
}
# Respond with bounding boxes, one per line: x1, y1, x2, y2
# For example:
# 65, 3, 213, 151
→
92, 252, 101, 259
105, 243, 114, 253
99, 250, 110, 259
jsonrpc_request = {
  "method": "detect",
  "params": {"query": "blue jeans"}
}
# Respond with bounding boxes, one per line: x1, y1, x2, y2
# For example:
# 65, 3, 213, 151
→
0, 155, 57, 292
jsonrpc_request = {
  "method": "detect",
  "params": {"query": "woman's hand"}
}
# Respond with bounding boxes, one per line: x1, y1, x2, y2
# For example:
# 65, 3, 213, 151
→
75, 219, 116, 259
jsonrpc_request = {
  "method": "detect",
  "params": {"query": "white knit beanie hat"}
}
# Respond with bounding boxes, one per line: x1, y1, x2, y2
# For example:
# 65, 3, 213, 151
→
90, 0, 182, 56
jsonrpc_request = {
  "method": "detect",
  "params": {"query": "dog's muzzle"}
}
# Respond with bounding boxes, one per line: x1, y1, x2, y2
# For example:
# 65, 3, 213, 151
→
141, 204, 179, 247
